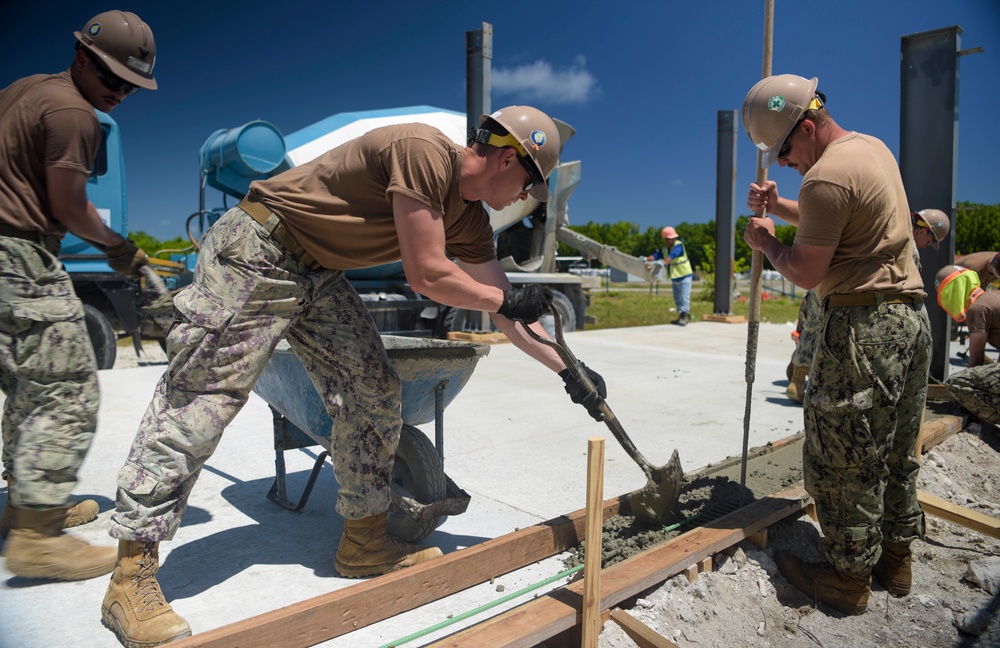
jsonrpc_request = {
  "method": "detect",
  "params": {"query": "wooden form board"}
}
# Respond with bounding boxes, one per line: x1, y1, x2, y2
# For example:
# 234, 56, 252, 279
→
919, 491, 1000, 540
430, 485, 810, 648
168, 496, 628, 648
920, 409, 967, 453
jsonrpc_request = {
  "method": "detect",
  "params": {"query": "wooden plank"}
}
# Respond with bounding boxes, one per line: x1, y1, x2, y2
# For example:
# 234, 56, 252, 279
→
926, 384, 953, 401
609, 608, 680, 648
920, 412, 967, 453
169, 496, 627, 648
702, 314, 747, 324
748, 528, 767, 550
919, 491, 1000, 540
430, 485, 810, 648
582, 438, 606, 648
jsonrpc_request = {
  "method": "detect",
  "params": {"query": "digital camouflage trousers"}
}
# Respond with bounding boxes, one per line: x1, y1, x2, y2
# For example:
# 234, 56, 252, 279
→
946, 363, 1000, 425
109, 207, 401, 542
791, 289, 822, 368
804, 299, 931, 574
0, 237, 99, 509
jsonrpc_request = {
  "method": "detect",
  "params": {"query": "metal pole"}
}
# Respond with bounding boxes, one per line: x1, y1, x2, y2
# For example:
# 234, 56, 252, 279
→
714, 110, 738, 315
741, 0, 774, 505
466, 22, 492, 141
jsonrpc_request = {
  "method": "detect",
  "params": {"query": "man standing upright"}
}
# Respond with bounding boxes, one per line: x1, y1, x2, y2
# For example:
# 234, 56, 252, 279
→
647, 226, 693, 325
0, 11, 155, 580
742, 74, 931, 615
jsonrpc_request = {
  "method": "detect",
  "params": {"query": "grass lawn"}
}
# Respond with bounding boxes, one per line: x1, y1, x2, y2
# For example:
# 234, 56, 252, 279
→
586, 280, 802, 330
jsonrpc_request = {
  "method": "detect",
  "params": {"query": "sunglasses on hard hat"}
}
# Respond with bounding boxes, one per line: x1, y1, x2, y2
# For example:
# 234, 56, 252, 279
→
777, 120, 803, 160
84, 49, 140, 96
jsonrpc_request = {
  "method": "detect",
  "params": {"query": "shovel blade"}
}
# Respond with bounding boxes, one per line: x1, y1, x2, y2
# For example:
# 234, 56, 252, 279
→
628, 449, 684, 525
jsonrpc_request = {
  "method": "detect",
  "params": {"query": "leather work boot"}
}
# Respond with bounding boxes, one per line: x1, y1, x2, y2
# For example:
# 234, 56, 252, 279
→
102, 540, 192, 648
873, 540, 912, 597
1, 506, 116, 580
774, 549, 871, 615
1, 475, 99, 538
334, 512, 443, 578
786, 365, 808, 404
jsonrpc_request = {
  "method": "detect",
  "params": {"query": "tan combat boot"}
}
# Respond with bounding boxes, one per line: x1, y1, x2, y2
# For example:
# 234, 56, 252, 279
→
873, 540, 912, 597
334, 512, 443, 578
775, 549, 871, 615
786, 365, 808, 403
1, 506, 116, 580
102, 540, 192, 648
1, 475, 99, 538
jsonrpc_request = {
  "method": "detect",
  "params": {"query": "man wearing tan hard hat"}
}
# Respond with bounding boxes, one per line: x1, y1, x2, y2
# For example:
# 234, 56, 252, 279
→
741, 74, 931, 616
0, 7, 156, 590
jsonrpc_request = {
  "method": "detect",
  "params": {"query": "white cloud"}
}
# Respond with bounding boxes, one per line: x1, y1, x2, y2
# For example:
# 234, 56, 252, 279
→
492, 55, 598, 104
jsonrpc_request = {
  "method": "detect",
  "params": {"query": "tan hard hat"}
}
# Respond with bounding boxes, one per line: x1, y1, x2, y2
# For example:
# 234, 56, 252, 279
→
741, 74, 819, 169
479, 106, 561, 201
662, 226, 678, 239
75, 11, 157, 90
914, 208, 950, 249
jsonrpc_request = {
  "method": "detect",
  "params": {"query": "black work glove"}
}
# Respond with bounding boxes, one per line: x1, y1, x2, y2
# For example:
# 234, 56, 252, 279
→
559, 362, 607, 422
497, 285, 553, 324
105, 239, 150, 279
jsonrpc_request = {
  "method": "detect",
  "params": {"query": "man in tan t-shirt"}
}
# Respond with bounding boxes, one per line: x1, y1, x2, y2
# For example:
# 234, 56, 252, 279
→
102, 106, 609, 645
741, 75, 931, 615
956, 250, 1000, 289
0, 11, 155, 586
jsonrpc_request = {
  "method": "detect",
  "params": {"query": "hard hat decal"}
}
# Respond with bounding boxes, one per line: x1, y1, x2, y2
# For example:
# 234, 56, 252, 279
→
767, 95, 785, 111
529, 130, 546, 149
87, 22, 102, 38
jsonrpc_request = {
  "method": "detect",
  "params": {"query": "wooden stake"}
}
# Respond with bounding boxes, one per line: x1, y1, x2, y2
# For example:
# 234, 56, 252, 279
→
582, 437, 606, 648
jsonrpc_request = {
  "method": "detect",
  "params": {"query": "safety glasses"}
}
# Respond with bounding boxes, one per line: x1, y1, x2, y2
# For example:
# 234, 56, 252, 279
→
515, 154, 538, 193
85, 49, 139, 96
777, 120, 803, 160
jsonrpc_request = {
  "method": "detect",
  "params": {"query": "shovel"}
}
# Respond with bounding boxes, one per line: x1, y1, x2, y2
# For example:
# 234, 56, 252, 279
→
520, 310, 684, 525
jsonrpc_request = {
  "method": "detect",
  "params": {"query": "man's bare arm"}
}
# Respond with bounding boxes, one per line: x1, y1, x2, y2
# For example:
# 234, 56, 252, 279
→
46, 167, 125, 247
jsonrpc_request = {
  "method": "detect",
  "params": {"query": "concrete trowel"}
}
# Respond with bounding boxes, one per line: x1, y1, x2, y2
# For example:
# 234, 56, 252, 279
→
520, 311, 684, 525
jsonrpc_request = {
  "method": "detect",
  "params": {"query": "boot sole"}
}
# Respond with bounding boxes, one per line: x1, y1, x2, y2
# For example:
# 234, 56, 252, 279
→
101, 608, 192, 648
334, 560, 400, 579
6, 559, 115, 581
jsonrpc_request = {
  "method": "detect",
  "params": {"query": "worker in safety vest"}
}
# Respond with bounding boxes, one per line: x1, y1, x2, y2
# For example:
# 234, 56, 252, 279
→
937, 265, 1000, 425
955, 250, 1000, 290
647, 226, 693, 326
0, 11, 155, 584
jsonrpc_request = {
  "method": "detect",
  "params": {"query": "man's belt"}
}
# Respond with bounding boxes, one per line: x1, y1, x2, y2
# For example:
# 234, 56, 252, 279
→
825, 292, 920, 308
237, 196, 321, 271
0, 222, 62, 256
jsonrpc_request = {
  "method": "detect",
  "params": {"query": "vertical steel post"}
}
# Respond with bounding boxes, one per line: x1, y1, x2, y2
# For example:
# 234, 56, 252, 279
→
714, 110, 738, 315
466, 22, 492, 141
900, 26, 962, 380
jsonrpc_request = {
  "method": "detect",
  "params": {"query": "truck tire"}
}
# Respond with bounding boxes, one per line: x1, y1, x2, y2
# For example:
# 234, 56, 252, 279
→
387, 424, 447, 542
548, 290, 577, 333
84, 303, 117, 370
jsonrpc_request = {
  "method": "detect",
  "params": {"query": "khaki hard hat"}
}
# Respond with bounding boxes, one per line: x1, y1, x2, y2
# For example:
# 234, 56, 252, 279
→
914, 209, 950, 249
75, 10, 157, 90
479, 106, 561, 201
741, 74, 820, 169
661, 226, 678, 239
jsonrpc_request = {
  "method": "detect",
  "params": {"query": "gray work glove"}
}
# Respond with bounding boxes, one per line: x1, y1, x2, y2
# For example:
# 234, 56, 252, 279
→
497, 285, 553, 324
559, 362, 607, 422
105, 239, 150, 278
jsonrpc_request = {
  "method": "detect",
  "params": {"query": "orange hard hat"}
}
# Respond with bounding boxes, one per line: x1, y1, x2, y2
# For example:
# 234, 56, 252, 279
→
661, 226, 678, 239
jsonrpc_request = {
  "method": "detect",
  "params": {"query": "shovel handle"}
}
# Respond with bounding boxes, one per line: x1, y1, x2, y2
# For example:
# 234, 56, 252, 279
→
519, 312, 655, 479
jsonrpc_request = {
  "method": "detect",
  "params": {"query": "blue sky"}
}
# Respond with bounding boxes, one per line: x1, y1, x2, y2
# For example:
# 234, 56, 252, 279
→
2, 1, 998, 241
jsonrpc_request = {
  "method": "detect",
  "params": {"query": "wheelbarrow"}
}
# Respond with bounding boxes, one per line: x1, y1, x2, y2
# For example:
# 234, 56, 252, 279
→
252, 336, 490, 542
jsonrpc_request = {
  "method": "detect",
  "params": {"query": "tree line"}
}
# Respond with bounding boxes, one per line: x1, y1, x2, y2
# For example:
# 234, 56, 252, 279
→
560, 201, 1000, 275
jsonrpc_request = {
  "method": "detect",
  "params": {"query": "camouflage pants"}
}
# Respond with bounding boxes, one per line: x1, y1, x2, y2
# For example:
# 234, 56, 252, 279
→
109, 208, 401, 542
803, 299, 930, 574
945, 363, 1000, 425
791, 290, 822, 368
0, 237, 99, 509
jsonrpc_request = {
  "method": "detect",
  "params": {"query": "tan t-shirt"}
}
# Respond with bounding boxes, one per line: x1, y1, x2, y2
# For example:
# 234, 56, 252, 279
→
965, 291, 1000, 350
0, 71, 102, 237
794, 132, 924, 302
250, 123, 495, 270
956, 251, 998, 288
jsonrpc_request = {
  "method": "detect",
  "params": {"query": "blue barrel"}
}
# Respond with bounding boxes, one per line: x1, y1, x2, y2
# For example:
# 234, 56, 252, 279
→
200, 120, 286, 178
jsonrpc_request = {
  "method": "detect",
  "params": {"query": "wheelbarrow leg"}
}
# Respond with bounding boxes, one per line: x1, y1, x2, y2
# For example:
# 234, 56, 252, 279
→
267, 449, 331, 512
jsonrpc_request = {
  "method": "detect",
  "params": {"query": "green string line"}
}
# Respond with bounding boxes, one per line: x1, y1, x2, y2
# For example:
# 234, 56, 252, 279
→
377, 564, 584, 648
378, 507, 715, 647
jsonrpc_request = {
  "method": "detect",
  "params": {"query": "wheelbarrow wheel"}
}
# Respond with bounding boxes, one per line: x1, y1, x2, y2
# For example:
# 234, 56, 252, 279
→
387, 424, 447, 542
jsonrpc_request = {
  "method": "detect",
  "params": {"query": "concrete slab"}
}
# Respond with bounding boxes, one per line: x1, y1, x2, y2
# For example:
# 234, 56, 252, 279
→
0, 320, 824, 647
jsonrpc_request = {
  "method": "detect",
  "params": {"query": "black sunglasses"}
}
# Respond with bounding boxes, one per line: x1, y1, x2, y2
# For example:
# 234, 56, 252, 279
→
515, 154, 539, 193
84, 49, 139, 96
777, 120, 803, 160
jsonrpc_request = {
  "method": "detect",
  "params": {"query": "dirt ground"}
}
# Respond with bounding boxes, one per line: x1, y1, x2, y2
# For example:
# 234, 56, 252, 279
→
583, 415, 1000, 648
